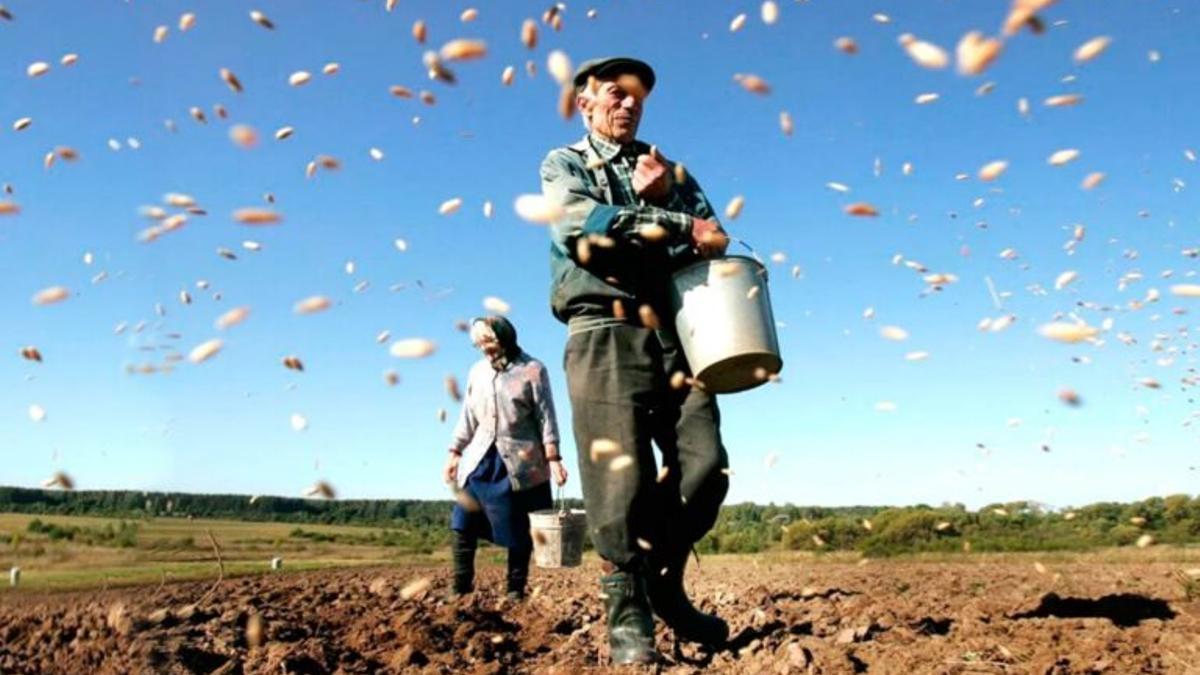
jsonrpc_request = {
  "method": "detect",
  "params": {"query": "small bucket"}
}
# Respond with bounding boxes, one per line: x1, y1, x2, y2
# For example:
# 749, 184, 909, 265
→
671, 249, 783, 394
529, 504, 587, 569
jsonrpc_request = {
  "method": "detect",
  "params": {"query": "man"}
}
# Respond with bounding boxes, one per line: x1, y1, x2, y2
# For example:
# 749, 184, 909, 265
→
539, 56, 732, 664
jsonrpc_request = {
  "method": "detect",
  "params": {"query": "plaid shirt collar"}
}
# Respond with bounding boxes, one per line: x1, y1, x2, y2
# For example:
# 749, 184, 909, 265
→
587, 132, 638, 163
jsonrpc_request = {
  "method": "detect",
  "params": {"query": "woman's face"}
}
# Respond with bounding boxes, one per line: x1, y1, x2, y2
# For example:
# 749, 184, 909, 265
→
472, 324, 503, 360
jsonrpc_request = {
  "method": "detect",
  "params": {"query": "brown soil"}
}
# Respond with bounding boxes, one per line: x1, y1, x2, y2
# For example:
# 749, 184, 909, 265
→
2, 557, 1198, 674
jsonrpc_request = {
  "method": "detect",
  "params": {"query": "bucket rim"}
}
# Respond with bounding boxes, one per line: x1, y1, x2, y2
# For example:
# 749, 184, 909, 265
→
672, 254, 767, 279
529, 508, 586, 517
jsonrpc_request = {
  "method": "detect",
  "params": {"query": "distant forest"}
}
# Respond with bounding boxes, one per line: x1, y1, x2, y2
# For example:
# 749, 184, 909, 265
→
2, 486, 1197, 556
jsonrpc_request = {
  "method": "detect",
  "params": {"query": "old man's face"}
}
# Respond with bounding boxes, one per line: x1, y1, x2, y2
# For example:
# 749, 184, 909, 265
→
577, 73, 648, 144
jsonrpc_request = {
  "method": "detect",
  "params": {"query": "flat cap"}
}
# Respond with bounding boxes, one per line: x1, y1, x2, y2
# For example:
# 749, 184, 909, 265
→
572, 56, 656, 93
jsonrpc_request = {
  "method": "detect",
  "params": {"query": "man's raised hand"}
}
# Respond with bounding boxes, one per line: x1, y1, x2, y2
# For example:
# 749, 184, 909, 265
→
632, 145, 674, 203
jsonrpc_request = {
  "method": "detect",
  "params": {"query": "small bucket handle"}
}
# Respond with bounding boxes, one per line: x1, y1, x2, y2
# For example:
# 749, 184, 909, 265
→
556, 485, 568, 516
730, 236, 758, 259
727, 237, 769, 280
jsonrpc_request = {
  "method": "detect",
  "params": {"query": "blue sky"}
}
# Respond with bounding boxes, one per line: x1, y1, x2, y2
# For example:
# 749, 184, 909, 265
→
1, 0, 1197, 509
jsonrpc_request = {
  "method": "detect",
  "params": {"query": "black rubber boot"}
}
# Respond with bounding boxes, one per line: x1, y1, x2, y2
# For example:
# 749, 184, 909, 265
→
506, 546, 531, 600
646, 546, 728, 646
449, 531, 476, 598
600, 570, 657, 664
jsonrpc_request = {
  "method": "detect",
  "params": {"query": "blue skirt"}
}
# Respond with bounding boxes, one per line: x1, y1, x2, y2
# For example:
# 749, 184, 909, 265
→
450, 446, 552, 551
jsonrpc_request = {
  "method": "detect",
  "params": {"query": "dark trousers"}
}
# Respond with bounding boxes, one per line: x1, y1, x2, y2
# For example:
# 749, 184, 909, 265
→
564, 324, 730, 567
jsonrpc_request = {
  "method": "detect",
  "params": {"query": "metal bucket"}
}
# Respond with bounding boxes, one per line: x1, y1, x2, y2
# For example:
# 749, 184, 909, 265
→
671, 254, 783, 393
529, 508, 587, 568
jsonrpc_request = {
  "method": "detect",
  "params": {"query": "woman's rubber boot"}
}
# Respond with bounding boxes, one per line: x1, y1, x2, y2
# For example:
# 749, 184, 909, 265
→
646, 547, 728, 646
506, 546, 531, 600
600, 571, 657, 664
449, 531, 476, 598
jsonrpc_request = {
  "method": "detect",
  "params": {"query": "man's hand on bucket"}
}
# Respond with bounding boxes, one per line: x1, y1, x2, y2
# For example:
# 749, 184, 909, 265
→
691, 218, 729, 258
443, 453, 460, 485
633, 145, 673, 203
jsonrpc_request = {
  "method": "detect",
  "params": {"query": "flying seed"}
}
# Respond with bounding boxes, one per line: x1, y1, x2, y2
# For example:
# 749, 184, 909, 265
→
32, 286, 70, 306
589, 438, 621, 462
293, 296, 332, 315
305, 481, 336, 499
219, 68, 243, 93
389, 339, 437, 359
249, 10, 274, 29
725, 195, 744, 220
1044, 94, 1082, 107
734, 74, 771, 95
215, 306, 251, 330
440, 39, 487, 62
233, 208, 280, 225
609, 456, 634, 472
899, 33, 949, 69
1074, 36, 1111, 64
844, 202, 878, 217
956, 31, 1003, 75
188, 339, 223, 364
978, 160, 1008, 181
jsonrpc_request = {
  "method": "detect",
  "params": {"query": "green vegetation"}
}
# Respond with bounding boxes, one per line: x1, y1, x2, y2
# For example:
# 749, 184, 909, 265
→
26, 518, 141, 548
0, 512, 442, 593
2, 487, 1198, 560
699, 496, 1200, 556
0, 486, 469, 528
287, 526, 445, 554
0, 486, 577, 556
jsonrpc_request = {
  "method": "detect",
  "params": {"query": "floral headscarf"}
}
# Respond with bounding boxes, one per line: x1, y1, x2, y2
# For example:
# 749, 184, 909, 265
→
470, 315, 523, 370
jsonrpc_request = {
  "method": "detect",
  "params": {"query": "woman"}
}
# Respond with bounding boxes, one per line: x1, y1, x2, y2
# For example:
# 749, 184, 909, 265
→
444, 316, 568, 600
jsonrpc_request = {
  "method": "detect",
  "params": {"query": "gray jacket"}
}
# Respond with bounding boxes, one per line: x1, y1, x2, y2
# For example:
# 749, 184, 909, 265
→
449, 353, 560, 491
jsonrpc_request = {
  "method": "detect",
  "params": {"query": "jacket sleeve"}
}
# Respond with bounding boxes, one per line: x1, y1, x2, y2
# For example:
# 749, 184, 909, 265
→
667, 164, 720, 224
529, 361, 560, 448
540, 149, 696, 263
449, 373, 478, 453
661, 165, 723, 262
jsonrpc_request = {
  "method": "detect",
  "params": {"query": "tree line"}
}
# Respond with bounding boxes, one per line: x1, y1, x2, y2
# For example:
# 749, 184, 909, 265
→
1, 486, 1197, 556
701, 496, 1200, 556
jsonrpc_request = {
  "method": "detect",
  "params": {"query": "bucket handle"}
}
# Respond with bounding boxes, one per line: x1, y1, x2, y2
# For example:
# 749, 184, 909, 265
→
689, 232, 758, 262
730, 236, 758, 259
727, 237, 769, 280
556, 485, 568, 516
